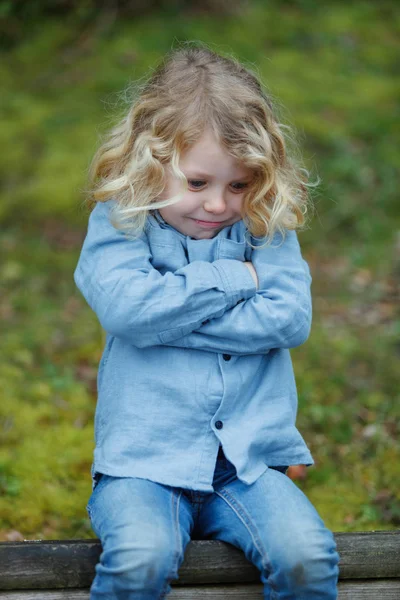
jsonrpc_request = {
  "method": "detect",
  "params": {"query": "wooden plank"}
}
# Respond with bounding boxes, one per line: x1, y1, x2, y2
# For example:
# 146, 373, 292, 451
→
1, 580, 400, 600
0, 532, 399, 590
335, 531, 400, 580
0, 540, 101, 591
338, 579, 400, 599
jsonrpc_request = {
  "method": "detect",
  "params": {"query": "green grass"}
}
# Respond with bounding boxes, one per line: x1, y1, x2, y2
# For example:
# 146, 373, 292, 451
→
1, 0, 399, 539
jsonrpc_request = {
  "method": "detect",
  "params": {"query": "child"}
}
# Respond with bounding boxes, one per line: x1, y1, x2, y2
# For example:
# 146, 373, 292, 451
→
74, 44, 339, 599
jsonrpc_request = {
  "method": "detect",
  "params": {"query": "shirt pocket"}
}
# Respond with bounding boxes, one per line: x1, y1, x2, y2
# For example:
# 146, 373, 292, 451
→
218, 238, 248, 262
149, 240, 188, 274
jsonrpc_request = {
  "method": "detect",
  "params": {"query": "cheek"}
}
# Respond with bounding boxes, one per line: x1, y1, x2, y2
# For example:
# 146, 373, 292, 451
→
162, 178, 180, 200
174, 192, 202, 215
232, 195, 246, 213
161, 192, 194, 220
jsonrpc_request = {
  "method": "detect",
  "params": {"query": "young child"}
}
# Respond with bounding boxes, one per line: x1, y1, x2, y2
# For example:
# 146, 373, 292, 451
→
74, 44, 339, 599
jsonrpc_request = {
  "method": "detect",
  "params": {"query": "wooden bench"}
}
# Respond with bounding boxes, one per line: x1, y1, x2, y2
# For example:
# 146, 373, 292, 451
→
1, 531, 399, 598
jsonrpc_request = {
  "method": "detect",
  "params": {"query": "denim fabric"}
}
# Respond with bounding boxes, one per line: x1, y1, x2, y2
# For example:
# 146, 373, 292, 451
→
74, 201, 314, 492
87, 447, 339, 599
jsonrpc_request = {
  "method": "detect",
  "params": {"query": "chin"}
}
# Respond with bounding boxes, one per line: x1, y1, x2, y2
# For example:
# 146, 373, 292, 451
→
192, 230, 219, 240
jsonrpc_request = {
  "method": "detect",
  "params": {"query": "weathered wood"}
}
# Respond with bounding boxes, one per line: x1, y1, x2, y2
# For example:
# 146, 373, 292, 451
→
0, 532, 399, 592
338, 579, 400, 599
0, 540, 100, 591
1, 580, 400, 600
334, 531, 400, 579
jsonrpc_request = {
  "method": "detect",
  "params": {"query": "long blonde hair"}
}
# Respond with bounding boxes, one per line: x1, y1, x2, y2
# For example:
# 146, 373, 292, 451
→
88, 43, 314, 246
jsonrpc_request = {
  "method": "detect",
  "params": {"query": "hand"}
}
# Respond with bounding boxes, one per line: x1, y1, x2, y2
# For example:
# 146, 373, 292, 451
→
244, 261, 259, 290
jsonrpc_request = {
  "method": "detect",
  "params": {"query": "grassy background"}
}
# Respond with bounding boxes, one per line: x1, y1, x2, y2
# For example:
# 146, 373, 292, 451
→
0, 0, 399, 540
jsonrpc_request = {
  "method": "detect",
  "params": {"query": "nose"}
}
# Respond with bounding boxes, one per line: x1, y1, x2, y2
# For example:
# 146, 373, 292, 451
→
203, 191, 226, 215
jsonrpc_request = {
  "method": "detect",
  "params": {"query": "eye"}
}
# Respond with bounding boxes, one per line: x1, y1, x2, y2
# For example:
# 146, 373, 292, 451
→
188, 179, 206, 190
230, 182, 249, 192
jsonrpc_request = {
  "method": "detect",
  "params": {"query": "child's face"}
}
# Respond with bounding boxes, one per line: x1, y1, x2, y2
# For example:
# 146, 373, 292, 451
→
158, 129, 253, 239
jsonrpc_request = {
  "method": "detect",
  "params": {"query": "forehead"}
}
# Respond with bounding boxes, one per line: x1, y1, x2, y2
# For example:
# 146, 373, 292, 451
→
179, 129, 252, 179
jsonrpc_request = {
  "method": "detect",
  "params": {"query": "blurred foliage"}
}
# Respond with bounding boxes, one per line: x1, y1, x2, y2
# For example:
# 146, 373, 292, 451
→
0, 0, 399, 540
0, 0, 245, 49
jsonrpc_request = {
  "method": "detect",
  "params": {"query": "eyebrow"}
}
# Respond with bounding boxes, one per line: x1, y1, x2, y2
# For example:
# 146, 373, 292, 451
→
184, 171, 252, 181
183, 170, 215, 179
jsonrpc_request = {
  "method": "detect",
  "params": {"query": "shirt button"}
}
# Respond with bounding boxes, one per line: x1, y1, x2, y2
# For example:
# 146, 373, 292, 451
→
215, 420, 223, 430
222, 354, 231, 361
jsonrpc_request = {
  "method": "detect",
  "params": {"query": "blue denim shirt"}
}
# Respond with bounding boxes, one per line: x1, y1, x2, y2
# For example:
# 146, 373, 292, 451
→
74, 201, 314, 492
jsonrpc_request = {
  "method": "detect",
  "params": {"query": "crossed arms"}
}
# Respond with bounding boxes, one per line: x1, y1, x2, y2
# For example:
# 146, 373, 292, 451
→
74, 202, 312, 355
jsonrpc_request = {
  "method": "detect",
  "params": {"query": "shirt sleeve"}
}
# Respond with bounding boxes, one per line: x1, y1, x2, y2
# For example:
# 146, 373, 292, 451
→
161, 229, 312, 355
73, 201, 257, 347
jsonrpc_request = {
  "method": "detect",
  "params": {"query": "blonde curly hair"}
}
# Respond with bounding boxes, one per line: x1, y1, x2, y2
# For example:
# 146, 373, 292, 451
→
87, 43, 314, 246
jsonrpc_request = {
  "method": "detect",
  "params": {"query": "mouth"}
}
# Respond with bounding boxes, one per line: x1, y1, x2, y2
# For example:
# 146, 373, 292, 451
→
193, 219, 225, 227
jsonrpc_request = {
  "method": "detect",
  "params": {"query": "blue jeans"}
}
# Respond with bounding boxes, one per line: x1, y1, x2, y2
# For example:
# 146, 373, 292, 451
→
87, 447, 339, 599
